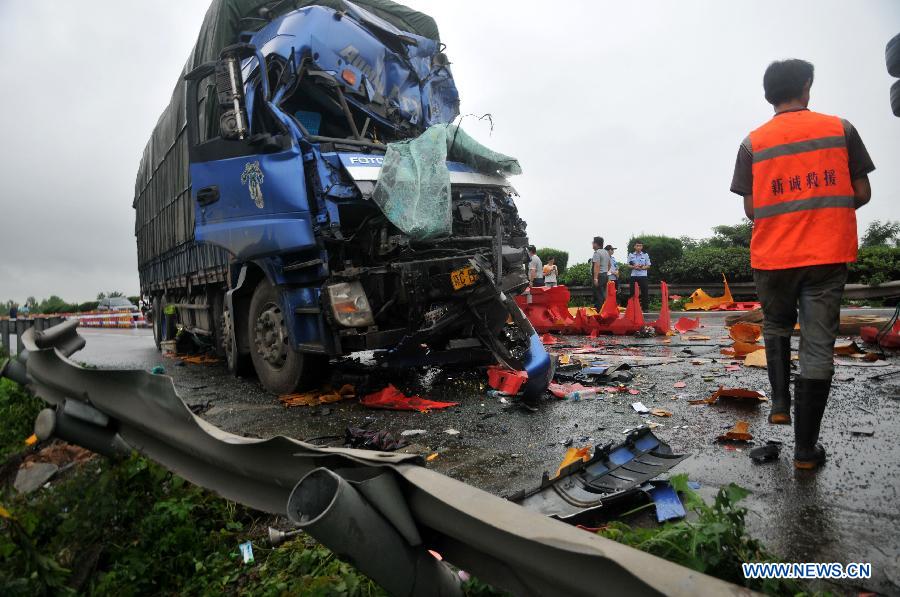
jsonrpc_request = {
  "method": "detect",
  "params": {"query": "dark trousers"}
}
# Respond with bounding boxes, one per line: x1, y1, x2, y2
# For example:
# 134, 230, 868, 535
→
592, 274, 608, 309
630, 276, 649, 311
753, 264, 847, 380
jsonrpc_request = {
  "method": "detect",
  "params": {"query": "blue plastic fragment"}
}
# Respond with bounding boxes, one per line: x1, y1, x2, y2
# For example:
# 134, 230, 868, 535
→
582, 366, 609, 375
687, 481, 701, 490
649, 482, 686, 522
150, 365, 165, 375
608, 446, 635, 466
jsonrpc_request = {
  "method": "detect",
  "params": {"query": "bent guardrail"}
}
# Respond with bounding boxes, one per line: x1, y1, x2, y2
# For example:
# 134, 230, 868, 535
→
0, 320, 746, 596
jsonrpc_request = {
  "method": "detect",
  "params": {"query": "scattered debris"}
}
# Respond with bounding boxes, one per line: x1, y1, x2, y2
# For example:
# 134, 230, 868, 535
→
176, 354, 220, 365
360, 385, 458, 412
541, 334, 560, 345
684, 274, 734, 311
744, 349, 767, 368
400, 429, 427, 437
239, 541, 254, 564
631, 402, 650, 414
674, 317, 701, 333
850, 426, 875, 437
650, 408, 672, 417
729, 323, 762, 343
686, 335, 711, 341
647, 481, 686, 522
14, 463, 58, 494
554, 446, 592, 478
426, 453, 440, 462
749, 441, 782, 463
673, 381, 687, 389
150, 365, 165, 375
717, 421, 753, 442
834, 340, 865, 355
279, 384, 355, 407
444, 428, 460, 435
690, 387, 766, 406
512, 427, 688, 521
486, 366, 528, 395
548, 382, 592, 398
344, 427, 409, 451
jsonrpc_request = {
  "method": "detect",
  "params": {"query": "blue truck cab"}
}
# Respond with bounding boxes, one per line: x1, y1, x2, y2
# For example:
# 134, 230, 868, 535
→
135, 0, 550, 398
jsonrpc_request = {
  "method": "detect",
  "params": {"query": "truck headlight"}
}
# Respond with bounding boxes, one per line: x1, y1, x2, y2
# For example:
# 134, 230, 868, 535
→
326, 281, 375, 327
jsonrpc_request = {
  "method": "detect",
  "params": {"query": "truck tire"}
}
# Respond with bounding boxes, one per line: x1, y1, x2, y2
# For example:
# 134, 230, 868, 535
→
247, 279, 321, 394
887, 32, 900, 77
892, 79, 900, 117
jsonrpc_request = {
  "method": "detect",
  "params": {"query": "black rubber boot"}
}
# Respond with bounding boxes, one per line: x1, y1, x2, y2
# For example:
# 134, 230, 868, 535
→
793, 376, 831, 470
765, 335, 792, 425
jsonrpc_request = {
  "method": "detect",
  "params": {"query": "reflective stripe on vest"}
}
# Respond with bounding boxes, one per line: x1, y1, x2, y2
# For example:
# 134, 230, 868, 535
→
748, 110, 857, 270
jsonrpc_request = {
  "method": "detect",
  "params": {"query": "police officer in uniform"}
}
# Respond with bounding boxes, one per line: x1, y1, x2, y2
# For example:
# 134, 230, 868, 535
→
731, 59, 874, 470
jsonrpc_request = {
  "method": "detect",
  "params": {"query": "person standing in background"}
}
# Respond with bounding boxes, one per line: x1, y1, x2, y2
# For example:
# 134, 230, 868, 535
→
605, 245, 619, 294
591, 237, 609, 309
627, 241, 651, 311
543, 257, 558, 287
528, 246, 544, 287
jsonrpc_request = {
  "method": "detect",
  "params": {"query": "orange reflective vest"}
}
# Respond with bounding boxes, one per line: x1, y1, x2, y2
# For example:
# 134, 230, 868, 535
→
749, 110, 857, 270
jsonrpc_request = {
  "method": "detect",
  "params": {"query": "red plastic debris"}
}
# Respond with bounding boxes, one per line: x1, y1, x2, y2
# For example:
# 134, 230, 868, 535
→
514, 285, 577, 333
548, 382, 592, 398
860, 321, 900, 349
487, 366, 528, 394
541, 333, 559, 345
598, 280, 620, 322
607, 281, 644, 335
651, 281, 673, 335
360, 385, 458, 412
674, 316, 701, 333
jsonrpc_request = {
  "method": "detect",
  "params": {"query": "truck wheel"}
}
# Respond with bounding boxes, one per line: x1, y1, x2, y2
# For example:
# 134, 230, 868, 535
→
248, 279, 319, 394
892, 79, 900, 118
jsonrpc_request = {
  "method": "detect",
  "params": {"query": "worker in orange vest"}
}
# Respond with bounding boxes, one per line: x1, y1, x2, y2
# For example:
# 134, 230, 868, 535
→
730, 59, 874, 470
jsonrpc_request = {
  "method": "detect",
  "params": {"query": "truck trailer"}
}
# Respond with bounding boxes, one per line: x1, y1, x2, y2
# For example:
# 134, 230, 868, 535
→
134, 0, 551, 398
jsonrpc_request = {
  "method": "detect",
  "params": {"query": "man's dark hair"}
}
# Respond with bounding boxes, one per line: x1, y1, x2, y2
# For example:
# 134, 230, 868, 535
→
593, 236, 603, 246
528, 245, 536, 253
763, 59, 814, 106
633, 239, 643, 245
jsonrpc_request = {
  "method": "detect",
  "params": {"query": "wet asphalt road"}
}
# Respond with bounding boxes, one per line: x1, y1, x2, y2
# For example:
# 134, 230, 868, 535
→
73, 311, 900, 595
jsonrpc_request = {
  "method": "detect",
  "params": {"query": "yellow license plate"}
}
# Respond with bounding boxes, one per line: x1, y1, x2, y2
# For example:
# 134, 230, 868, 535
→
450, 266, 478, 290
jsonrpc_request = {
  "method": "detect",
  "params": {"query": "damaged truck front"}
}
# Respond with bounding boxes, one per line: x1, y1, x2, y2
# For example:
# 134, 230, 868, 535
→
135, 0, 551, 397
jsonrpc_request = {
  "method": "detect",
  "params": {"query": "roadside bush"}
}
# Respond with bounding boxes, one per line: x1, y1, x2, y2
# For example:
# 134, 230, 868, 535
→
660, 246, 752, 282
849, 246, 900, 286
77, 301, 99, 313
0, 379, 44, 460
559, 262, 591, 286
537, 248, 569, 274
625, 235, 682, 282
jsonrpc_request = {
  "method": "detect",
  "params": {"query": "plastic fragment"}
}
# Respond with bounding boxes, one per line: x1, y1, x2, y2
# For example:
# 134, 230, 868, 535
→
650, 408, 672, 417
674, 316, 701, 333
554, 446, 592, 478
150, 365, 165, 375
673, 381, 687, 388
401, 429, 427, 437
717, 420, 753, 442
729, 322, 762, 343
749, 441, 781, 463
648, 482, 686, 522
426, 453, 440, 462
239, 541, 254, 564
280, 384, 355, 407
744, 349, 767, 368
361, 385, 458, 412
24, 434, 38, 446
631, 402, 650, 414
690, 386, 767, 405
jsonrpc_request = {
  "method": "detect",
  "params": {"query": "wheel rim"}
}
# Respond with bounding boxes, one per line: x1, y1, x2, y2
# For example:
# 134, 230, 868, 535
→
253, 302, 288, 369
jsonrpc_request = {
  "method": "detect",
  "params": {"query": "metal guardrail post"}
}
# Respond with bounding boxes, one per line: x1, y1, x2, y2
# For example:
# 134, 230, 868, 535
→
0, 320, 9, 353
15, 319, 27, 354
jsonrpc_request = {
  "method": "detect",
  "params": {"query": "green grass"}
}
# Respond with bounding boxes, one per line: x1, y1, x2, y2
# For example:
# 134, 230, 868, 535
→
597, 475, 809, 595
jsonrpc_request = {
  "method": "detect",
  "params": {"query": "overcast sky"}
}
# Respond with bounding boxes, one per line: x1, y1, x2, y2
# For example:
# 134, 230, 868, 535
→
0, 0, 897, 303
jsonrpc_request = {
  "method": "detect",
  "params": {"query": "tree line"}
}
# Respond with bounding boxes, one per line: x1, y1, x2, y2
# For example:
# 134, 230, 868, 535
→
541, 219, 899, 287
1, 292, 141, 316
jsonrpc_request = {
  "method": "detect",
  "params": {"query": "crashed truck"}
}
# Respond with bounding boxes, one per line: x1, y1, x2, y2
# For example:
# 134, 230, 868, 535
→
134, 0, 551, 397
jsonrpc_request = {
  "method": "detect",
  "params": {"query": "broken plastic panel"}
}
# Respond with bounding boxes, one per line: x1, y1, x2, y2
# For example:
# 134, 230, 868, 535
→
511, 427, 687, 521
